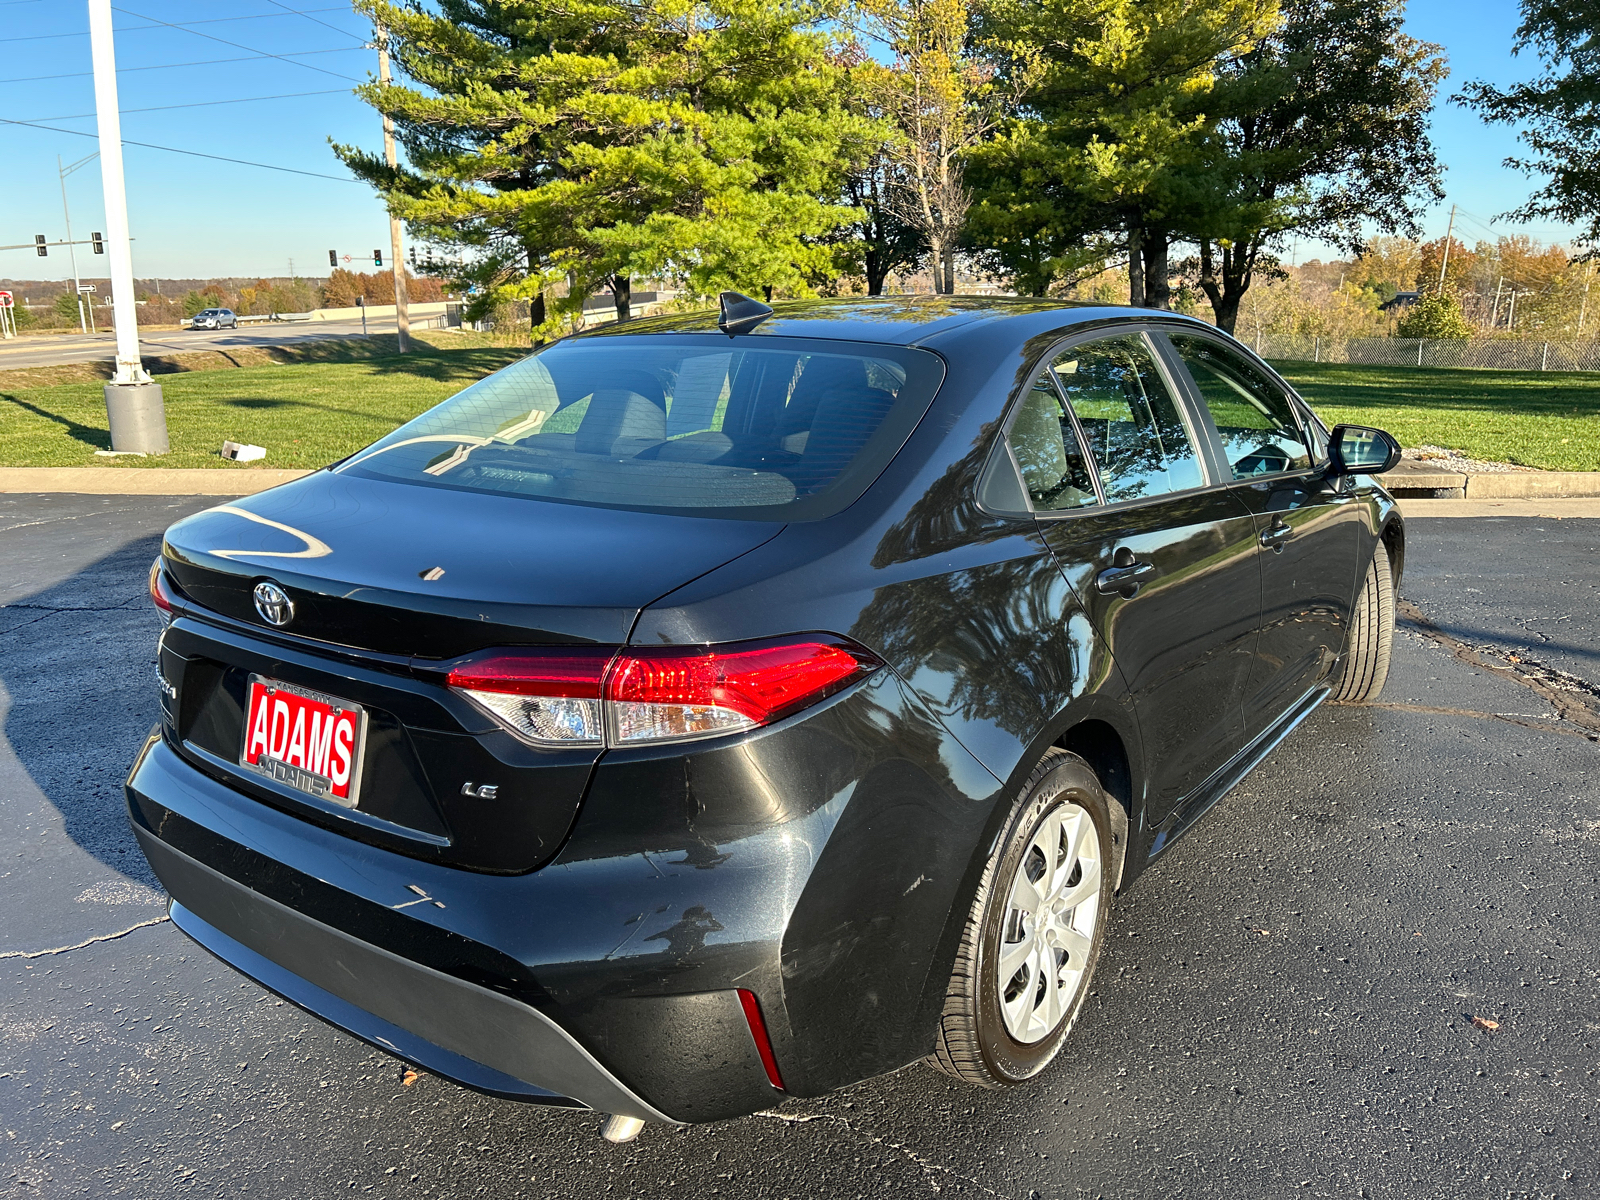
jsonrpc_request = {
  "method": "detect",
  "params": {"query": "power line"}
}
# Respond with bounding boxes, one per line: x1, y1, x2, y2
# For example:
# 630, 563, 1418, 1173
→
0, 116, 360, 182
0, 44, 366, 85
110, 5, 361, 82
259, 0, 360, 40
0, 7, 356, 44
18, 88, 350, 124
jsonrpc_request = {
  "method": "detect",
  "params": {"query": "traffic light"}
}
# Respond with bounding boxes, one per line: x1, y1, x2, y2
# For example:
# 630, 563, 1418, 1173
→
408, 246, 416, 268
34, 234, 46, 258
373, 249, 383, 267
329, 250, 338, 268
91, 232, 104, 255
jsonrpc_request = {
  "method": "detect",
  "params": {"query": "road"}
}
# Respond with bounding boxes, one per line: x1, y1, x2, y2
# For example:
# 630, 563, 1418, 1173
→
1, 496, 1596, 1199
0, 317, 408, 372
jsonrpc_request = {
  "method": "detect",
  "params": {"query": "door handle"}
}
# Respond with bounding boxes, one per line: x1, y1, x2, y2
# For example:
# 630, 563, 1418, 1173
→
1095, 559, 1156, 598
1259, 518, 1293, 552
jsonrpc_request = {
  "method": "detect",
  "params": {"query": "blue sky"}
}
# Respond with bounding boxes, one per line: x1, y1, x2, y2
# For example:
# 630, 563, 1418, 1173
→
0, 0, 1579, 283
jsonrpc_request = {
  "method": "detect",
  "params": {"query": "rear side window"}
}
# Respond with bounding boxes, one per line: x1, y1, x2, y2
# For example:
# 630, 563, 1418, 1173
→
338, 334, 944, 521
1006, 373, 1098, 511
1052, 334, 1204, 503
1168, 334, 1312, 478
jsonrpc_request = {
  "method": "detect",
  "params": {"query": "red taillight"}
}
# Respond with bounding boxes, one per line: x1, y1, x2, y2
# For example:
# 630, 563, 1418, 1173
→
149, 558, 176, 618
608, 640, 872, 744
737, 988, 785, 1091
443, 637, 879, 748
446, 650, 611, 698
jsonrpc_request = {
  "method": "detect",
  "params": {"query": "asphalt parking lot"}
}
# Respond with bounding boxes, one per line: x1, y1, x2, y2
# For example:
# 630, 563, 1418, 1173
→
2, 494, 1596, 1200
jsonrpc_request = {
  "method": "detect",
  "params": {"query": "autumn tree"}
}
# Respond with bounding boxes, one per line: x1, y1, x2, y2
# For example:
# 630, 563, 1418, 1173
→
852, 0, 1032, 293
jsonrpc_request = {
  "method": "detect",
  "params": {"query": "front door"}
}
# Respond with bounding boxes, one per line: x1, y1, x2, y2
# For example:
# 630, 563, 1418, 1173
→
1009, 331, 1264, 828
1162, 333, 1366, 739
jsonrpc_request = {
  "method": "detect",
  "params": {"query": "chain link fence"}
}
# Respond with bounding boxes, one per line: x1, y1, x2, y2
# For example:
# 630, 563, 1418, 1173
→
1255, 333, 1600, 372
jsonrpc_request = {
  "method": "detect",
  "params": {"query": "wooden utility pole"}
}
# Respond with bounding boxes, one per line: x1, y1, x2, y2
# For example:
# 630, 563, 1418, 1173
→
377, 27, 410, 353
1437, 204, 1457, 292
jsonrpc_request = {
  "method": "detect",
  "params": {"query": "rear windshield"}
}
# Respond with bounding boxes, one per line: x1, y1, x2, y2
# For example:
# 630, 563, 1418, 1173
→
337, 334, 945, 521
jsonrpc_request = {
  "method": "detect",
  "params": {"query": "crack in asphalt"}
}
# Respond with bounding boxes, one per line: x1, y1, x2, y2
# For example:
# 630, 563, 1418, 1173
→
0, 599, 146, 636
755, 1111, 1006, 1196
0, 916, 169, 960
1392, 599, 1600, 741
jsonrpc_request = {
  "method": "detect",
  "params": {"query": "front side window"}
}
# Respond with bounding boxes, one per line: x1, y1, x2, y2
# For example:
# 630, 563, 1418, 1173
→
336, 334, 944, 521
1051, 334, 1205, 503
1168, 335, 1312, 478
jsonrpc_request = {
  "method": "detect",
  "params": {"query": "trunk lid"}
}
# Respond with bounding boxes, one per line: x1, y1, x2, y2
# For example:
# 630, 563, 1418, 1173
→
159, 471, 783, 872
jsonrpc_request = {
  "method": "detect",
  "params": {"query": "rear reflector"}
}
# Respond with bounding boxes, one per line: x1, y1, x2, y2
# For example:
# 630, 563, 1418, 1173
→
737, 988, 785, 1091
444, 637, 879, 748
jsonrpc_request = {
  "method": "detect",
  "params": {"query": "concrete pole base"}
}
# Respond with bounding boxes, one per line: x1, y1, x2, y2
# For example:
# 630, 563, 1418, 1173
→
105, 381, 170, 455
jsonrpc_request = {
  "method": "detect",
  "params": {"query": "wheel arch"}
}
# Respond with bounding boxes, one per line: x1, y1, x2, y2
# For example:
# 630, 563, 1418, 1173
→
1054, 719, 1133, 892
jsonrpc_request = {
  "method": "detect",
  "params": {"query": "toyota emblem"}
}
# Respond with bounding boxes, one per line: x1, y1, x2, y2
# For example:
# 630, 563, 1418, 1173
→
253, 581, 294, 627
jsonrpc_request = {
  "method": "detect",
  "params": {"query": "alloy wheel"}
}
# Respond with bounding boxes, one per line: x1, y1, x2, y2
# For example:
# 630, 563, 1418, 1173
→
996, 801, 1102, 1044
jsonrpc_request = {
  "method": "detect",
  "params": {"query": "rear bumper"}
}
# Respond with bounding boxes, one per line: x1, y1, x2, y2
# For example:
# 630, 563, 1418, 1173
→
126, 731, 779, 1123
126, 663, 1005, 1122
143, 833, 655, 1118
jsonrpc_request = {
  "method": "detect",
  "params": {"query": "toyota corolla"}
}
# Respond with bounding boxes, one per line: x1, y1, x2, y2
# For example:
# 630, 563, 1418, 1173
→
128, 294, 1404, 1142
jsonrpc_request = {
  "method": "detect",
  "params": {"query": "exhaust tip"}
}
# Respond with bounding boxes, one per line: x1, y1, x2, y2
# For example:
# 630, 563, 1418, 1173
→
600, 1115, 646, 1144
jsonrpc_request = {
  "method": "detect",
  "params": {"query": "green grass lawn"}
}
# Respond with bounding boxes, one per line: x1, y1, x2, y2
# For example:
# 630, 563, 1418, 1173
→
1277, 362, 1600, 472
3, 343, 1598, 473
0, 339, 528, 469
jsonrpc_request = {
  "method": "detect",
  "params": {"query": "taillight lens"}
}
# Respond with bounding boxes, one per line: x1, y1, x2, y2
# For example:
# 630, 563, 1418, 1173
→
607, 640, 873, 744
149, 557, 177, 623
444, 638, 880, 748
446, 649, 613, 747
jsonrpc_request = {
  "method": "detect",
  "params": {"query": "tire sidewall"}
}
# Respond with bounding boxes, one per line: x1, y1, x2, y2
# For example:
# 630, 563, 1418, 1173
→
973, 757, 1113, 1083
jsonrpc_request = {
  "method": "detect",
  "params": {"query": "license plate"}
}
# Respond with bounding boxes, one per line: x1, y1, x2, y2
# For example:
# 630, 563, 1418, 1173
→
240, 675, 367, 807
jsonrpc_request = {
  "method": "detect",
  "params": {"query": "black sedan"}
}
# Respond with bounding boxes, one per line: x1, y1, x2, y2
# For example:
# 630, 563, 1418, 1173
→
129, 295, 1403, 1142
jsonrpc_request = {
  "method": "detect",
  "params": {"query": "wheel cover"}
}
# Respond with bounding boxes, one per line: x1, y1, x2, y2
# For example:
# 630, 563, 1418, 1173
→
996, 800, 1102, 1044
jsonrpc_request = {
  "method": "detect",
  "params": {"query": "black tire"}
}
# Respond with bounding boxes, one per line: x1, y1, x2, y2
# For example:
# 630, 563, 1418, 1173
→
1332, 541, 1395, 703
928, 750, 1114, 1088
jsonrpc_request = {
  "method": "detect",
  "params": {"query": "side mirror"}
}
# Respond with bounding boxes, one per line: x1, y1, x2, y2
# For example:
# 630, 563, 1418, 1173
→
1327, 425, 1402, 476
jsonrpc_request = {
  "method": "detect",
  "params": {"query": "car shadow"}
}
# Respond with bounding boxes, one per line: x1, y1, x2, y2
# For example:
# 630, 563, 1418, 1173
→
1, 524, 191, 888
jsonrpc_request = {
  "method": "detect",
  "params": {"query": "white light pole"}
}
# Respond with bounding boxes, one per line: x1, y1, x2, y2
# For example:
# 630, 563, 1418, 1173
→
377, 27, 409, 353
89, 0, 168, 454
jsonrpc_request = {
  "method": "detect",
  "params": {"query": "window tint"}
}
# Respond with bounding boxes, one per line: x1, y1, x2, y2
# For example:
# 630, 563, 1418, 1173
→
1006, 373, 1098, 511
1052, 334, 1204, 503
1169, 335, 1312, 478
336, 335, 944, 521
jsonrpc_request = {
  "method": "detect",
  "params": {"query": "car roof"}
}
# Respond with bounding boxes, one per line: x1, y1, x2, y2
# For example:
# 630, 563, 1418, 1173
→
574, 295, 1215, 348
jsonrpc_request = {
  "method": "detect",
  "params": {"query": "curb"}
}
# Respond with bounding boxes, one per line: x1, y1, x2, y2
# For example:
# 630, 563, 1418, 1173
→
1399, 497, 1600, 518
0, 467, 311, 495
1386, 459, 1600, 499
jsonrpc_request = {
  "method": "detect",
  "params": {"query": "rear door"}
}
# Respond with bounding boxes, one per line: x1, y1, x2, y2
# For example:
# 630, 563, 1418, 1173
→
1160, 332, 1365, 739
1012, 329, 1264, 827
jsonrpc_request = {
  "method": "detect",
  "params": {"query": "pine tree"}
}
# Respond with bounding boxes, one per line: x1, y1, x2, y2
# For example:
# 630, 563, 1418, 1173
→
971, 0, 1277, 305
337, 0, 876, 331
